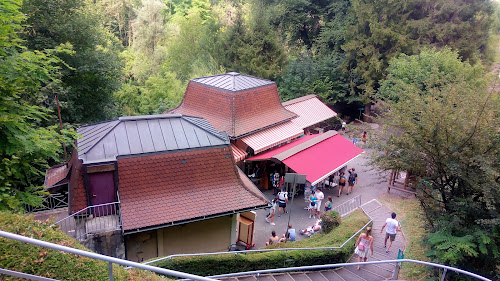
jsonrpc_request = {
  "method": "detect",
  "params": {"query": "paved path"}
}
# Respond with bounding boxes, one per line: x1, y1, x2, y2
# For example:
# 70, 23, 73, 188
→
220, 199, 406, 281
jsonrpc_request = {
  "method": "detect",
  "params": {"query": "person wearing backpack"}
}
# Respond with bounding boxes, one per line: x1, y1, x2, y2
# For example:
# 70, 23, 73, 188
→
347, 168, 357, 195
277, 188, 288, 217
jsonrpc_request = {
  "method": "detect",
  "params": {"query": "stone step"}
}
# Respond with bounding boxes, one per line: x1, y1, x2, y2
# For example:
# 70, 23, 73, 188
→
257, 275, 277, 281
288, 272, 312, 281
318, 270, 346, 281
271, 273, 294, 281
304, 271, 328, 281
335, 267, 368, 281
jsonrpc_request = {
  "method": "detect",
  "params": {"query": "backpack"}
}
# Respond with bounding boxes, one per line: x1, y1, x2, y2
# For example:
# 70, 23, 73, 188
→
348, 172, 356, 183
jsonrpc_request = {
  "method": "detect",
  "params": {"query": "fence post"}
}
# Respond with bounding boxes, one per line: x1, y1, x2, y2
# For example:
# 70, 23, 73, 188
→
108, 262, 114, 281
440, 268, 448, 281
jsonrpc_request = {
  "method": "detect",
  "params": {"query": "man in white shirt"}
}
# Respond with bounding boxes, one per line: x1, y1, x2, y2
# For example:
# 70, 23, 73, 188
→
315, 187, 324, 218
380, 212, 401, 253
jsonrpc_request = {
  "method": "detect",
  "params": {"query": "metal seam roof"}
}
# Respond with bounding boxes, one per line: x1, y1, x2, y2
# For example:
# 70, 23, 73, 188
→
191, 72, 274, 92
77, 114, 228, 164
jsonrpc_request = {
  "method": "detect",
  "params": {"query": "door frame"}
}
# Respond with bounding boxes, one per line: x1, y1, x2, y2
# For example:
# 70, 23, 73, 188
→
83, 162, 119, 207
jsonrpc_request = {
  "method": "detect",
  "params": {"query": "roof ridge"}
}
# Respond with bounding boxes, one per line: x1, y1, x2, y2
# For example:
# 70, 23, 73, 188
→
281, 94, 317, 107
78, 120, 121, 154
181, 115, 228, 142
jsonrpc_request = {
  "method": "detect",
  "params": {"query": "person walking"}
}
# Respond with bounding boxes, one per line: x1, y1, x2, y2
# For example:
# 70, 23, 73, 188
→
347, 168, 357, 195
277, 188, 288, 217
338, 172, 346, 197
361, 131, 368, 148
380, 212, 401, 253
354, 227, 374, 269
266, 197, 278, 225
315, 187, 324, 218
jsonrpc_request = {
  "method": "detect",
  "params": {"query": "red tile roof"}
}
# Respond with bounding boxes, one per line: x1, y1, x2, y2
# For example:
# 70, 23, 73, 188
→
45, 164, 70, 189
117, 147, 269, 231
170, 80, 297, 138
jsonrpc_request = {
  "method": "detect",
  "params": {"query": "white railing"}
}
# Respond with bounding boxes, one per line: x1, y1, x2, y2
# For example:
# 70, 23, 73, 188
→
332, 194, 361, 217
0, 229, 492, 281
0, 230, 214, 281
209, 259, 492, 281
25, 192, 68, 213
52, 202, 122, 240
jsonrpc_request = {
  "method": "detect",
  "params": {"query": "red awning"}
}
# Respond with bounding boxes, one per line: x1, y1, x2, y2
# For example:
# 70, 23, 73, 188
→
231, 144, 248, 162
247, 131, 364, 185
240, 121, 303, 154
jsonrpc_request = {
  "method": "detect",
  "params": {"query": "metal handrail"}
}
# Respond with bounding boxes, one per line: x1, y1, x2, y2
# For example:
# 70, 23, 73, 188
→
0, 230, 214, 281
0, 231, 491, 281
51, 202, 122, 240
209, 259, 492, 281
25, 192, 69, 213
143, 195, 370, 266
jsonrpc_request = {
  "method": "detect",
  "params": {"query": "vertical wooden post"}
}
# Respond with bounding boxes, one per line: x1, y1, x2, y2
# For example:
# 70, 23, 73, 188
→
54, 93, 67, 162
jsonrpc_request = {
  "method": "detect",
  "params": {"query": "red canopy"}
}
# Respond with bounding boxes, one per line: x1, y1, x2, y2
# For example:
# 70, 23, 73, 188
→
247, 132, 364, 185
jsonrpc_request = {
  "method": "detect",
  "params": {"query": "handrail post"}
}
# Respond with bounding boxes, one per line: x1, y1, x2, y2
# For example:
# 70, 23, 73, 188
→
440, 268, 447, 281
109, 262, 114, 281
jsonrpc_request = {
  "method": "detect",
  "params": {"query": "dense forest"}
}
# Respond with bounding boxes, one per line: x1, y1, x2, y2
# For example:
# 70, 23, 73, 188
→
12, 0, 500, 123
1, 0, 499, 279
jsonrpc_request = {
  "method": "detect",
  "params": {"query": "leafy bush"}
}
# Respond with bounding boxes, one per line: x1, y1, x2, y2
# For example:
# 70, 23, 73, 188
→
0, 211, 165, 280
321, 210, 341, 233
154, 209, 369, 276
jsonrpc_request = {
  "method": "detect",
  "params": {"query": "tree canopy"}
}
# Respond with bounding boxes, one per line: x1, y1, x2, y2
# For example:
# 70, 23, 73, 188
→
372, 48, 499, 278
0, 0, 76, 210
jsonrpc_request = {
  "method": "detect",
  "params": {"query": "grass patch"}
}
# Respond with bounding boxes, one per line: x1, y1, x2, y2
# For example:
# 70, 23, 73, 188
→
153, 209, 370, 276
0, 211, 166, 281
379, 194, 430, 280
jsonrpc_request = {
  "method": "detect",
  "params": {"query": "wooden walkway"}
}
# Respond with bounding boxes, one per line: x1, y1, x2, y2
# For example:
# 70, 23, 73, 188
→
219, 200, 406, 281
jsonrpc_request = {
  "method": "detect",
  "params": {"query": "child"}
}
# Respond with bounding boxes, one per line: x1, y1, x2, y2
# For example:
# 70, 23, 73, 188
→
266, 197, 277, 225
324, 196, 333, 212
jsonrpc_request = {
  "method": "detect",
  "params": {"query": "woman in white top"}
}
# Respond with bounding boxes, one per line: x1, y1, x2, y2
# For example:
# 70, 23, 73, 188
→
354, 226, 374, 269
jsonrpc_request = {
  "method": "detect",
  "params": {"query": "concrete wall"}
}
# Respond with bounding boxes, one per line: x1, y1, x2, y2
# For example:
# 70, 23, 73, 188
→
82, 230, 125, 259
125, 215, 233, 261
125, 230, 158, 262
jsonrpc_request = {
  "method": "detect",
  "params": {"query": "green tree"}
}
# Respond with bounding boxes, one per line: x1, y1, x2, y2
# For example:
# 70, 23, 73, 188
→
216, 1, 285, 80
164, 9, 220, 81
22, 0, 124, 123
278, 52, 350, 104
373, 49, 499, 278
343, 0, 495, 113
0, 0, 75, 210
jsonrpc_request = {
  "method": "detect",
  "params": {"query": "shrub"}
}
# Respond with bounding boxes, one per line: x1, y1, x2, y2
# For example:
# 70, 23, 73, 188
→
321, 210, 341, 233
154, 209, 369, 276
0, 211, 165, 281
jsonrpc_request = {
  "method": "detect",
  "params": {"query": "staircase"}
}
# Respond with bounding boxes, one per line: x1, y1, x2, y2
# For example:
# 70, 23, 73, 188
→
219, 200, 406, 281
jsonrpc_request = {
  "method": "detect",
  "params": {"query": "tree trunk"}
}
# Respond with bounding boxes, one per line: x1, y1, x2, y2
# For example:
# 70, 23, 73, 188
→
363, 103, 373, 122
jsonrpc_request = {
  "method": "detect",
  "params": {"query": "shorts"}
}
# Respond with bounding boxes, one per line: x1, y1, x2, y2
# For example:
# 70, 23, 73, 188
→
315, 201, 322, 211
279, 202, 286, 208
339, 182, 345, 186
385, 233, 396, 241
348, 181, 355, 186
